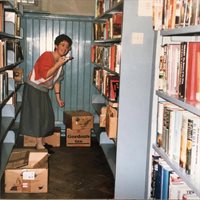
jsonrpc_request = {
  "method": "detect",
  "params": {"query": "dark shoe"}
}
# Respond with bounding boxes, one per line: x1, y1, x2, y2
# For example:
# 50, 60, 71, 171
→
47, 148, 55, 155
44, 143, 53, 149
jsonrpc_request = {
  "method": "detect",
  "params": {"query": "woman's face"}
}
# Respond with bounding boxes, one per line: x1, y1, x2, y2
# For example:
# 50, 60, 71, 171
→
55, 40, 71, 56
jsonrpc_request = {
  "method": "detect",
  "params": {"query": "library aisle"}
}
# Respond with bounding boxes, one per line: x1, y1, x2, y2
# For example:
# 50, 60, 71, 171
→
1, 135, 114, 199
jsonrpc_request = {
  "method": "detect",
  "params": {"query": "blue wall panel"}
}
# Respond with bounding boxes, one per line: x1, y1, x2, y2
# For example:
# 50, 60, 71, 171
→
21, 13, 96, 123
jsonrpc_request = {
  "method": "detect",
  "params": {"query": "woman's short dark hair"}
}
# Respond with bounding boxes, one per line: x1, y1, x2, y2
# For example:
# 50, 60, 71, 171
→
54, 34, 72, 46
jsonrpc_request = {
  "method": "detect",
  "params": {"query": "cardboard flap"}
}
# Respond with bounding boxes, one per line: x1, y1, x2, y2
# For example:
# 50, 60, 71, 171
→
28, 152, 49, 168
6, 150, 30, 169
32, 153, 48, 168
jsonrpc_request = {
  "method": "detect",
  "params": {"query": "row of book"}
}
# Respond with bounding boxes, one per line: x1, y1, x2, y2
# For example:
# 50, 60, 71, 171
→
151, 156, 200, 200
152, 0, 200, 30
95, 0, 122, 17
0, 3, 22, 36
93, 12, 122, 40
93, 68, 119, 102
0, 68, 23, 103
0, 71, 9, 102
0, 39, 23, 68
91, 44, 121, 73
158, 42, 200, 102
157, 101, 200, 180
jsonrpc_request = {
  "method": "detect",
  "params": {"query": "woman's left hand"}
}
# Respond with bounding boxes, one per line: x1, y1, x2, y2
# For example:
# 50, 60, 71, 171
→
57, 99, 65, 107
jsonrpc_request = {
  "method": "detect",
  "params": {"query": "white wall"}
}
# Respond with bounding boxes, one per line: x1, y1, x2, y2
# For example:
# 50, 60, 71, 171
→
23, 0, 95, 16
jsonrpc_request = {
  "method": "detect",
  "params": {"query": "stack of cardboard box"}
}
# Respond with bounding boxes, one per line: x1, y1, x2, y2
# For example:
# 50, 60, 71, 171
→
23, 127, 61, 147
63, 110, 94, 147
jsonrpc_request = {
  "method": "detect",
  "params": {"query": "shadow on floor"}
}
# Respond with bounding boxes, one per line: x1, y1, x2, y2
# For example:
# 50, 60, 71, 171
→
1, 136, 114, 199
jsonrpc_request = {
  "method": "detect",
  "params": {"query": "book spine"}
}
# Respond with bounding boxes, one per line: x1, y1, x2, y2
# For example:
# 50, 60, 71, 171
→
186, 42, 198, 102
196, 44, 200, 101
178, 42, 187, 99
185, 118, 193, 174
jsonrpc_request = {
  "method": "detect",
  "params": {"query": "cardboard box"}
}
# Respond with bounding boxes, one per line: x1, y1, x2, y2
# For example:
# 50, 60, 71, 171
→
63, 110, 94, 130
99, 106, 107, 127
5, 149, 48, 193
23, 127, 61, 147
106, 105, 118, 139
66, 128, 91, 147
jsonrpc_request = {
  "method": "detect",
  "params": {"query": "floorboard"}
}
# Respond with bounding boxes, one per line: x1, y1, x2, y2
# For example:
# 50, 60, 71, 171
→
1, 135, 114, 199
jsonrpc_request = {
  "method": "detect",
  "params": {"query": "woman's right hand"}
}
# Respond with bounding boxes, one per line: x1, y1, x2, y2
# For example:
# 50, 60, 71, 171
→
57, 56, 68, 66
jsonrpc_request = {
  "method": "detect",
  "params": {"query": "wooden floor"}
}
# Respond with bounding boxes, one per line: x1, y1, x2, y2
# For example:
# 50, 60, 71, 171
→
1, 135, 114, 199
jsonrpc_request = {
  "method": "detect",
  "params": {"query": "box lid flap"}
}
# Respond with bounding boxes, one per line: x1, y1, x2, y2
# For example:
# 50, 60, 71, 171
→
6, 150, 30, 169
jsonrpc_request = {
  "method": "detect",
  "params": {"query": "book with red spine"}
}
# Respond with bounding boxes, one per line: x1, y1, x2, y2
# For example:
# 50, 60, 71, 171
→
186, 42, 198, 102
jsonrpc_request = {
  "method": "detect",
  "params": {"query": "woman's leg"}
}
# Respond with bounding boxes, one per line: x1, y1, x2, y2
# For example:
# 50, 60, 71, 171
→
36, 137, 45, 149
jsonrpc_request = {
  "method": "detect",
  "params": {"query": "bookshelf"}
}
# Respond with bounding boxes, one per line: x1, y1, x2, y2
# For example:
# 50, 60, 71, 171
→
91, 0, 122, 177
92, 0, 155, 199
150, 0, 200, 199
0, 0, 23, 195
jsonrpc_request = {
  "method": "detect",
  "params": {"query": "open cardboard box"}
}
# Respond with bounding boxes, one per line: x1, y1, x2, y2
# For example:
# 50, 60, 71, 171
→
106, 105, 118, 139
4, 149, 48, 193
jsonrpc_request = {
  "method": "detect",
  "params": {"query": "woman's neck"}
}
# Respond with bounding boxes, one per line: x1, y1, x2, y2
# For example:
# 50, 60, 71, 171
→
52, 51, 60, 62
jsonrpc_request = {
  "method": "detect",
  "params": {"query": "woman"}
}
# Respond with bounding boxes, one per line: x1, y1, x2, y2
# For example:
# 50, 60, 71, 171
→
19, 34, 73, 150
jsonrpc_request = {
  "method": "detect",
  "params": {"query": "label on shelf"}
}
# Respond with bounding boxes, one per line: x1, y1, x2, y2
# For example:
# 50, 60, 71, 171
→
131, 32, 144, 44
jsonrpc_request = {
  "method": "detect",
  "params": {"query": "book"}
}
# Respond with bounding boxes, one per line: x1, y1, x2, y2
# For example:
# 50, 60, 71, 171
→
161, 164, 173, 200
167, 44, 180, 96
109, 44, 116, 71
6, 40, 16, 65
152, 0, 163, 31
153, 0, 200, 29
0, 2, 4, 32
196, 45, 200, 101
15, 41, 24, 61
186, 42, 198, 102
109, 0, 121, 8
154, 159, 172, 200
112, 12, 122, 39
91, 45, 96, 63
178, 42, 187, 99
175, 0, 182, 28
96, 0, 104, 17
169, 172, 194, 199
183, 193, 200, 200
0, 40, 4, 68
158, 45, 167, 92
108, 75, 119, 101
185, 117, 194, 174
172, 109, 185, 164
180, 111, 190, 169
188, 114, 199, 178
0, 71, 9, 102
157, 101, 166, 147
93, 23, 105, 40
191, 0, 200, 25
167, 0, 177, 29
103, 46, 109, 68
115, 44, 121, 73
151, 155, 160, 198
184, 0, 193, 26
